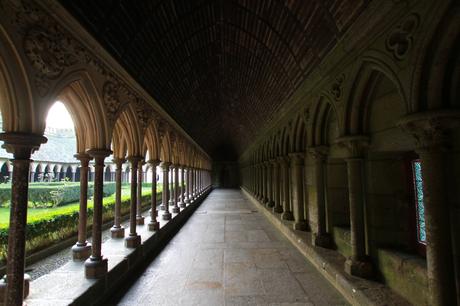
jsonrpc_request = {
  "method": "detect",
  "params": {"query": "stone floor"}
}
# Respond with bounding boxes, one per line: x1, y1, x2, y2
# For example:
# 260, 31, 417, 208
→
115, 190, 348, 306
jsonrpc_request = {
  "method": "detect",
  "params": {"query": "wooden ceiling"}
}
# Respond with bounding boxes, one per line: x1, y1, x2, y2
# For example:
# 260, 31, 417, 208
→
60, 0, 370, 160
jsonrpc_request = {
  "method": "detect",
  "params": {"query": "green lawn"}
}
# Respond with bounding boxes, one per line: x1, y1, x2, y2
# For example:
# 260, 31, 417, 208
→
0, 183, 161, 226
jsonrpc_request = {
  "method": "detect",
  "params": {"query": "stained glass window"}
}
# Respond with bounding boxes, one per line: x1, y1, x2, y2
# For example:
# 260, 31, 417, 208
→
412, 160, 426, 244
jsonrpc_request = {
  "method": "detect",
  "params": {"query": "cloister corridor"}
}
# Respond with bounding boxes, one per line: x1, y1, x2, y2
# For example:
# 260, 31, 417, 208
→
114, 190, 346, 306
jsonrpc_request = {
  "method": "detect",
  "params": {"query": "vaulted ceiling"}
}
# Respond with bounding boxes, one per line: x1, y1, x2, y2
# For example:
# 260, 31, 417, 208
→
60, 0, 370, 160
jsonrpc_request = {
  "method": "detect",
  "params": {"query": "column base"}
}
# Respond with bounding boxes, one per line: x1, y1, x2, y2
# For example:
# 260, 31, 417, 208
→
312, 233, 332, 249
159, 204, 166, 211
293, 221, 307, 231
84, 256, 108, 279
273, 205, 283, 213
136, 216, 145, 225
169, 201, 174, 206
71, 242, 92, 261
125, 234, 141, 248
344, 258, 373, 279
110, 226, 125, 238
179, 201, 186, 208
172, 206, 180, 213
162, 211, 172, 220
266, 200, 275, 208
281, 211, 294, 221
0, 274, 31, 301
148, 220, 160, 232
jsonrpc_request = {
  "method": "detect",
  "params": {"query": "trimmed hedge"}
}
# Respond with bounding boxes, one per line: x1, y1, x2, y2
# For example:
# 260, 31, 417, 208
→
0, 182, 116, 208
0, 187, 162, 264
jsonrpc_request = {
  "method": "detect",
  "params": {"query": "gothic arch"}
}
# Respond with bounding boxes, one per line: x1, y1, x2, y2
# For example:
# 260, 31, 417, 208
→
345, 58, 407, 135
0, 26, 35, 133
112, 104, 143, 157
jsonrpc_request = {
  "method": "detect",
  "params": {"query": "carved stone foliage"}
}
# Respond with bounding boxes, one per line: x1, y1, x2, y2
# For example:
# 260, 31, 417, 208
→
386, 13, 419, 61
330, 74, 345, 101
135, 100, 153, 131
103, 81, 136, 123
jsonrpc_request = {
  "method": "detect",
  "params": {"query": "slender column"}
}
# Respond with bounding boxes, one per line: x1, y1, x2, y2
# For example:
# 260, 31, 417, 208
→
191, 168, 196, 200
29, 171, 34, 182
172, 165, 180, 213
399, 111, 459, 305
110, 158, 125, 238
289, 153, 307, 231
71, 170, 76, 182
266, 162, 274, 208
280, 157, 294, 220
147, 160, 160, 231
168, 167, 174, 207
186, 167, 192, 204
179, 165, 186, 208
125, 156, 142, 248
0, 133, 46, 305
136, 159, 145, 225
161, 162, 172, 220
337, 136, 372, 278
272, 159, 283, 213
309, 147, 332, 248
261, 163, 267, 203
72, 154, 92, 259
85, 149, 111, 279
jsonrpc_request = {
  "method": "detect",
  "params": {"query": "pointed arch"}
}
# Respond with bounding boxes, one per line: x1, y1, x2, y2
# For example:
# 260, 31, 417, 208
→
112, 104, 143, 157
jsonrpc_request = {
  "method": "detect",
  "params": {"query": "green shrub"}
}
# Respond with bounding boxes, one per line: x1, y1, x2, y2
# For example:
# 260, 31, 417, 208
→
0, 182, 116, 208
0, 189, 161, 264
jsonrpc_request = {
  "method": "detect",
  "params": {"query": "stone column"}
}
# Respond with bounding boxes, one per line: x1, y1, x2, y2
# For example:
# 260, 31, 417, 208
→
399, 111, 459, 306
261, 163, 267, 203
266, 161, 274, 208
179, 165, 186, 208
72, 153, 92, 260
309, 146, 332, 248
191, 168, 196, 200
280, 157, 294, 220
172, 165, 180, 213
71, 170, 76, 182
0, 132, 46, 306
337, 136, 372, 278
161, 162, 172, 220
168, 167, 174, 207
29, 171, 34, 182
289, 153, 307, 231
272, 159, 283, 213
125, 156, 142, 248
186, 167, 192, 204
147, 160, 160, 231
85, 148, 111, 279
136, 159, 145, 225
110, 158, 125, 238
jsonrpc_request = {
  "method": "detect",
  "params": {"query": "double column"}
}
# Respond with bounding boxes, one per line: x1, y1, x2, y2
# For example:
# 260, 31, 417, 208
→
399, 111, 459, 306
289, 153, 307, 231
84, 149, 112, 279
186, 166, 192, 205
125, 156, 142, 248
179, 165, 186, 208
272, 159, 283, 213
338, 136, 372, 278
161, 162, 172, 220
265, 162, 274, 208
309, 146, 332, 248
0, 132, 46, 305
136, 159, 145, 225
72, 153, 93, 258
110, 157, 126, 238
172, 164, 180, 213
280, 157, 293, 221
148, 160, 160, 231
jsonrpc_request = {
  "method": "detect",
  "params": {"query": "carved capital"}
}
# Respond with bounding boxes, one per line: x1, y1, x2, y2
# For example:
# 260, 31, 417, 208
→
0, 132, 47, 159
160, 161, 171, 171
308, 146, 329, 161
86, 148, 112, 165
147, 159, 161, 167
74, 153, 92, 167
398, 110, 460, 152
288, 152, 304, 165
336, 135, 369, 158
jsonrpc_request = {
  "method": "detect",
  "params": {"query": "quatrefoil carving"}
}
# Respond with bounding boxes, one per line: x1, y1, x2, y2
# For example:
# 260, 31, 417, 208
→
386, 14, 419, 60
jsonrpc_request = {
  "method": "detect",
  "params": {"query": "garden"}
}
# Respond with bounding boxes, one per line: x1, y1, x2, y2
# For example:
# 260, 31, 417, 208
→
0, 181, 164, 265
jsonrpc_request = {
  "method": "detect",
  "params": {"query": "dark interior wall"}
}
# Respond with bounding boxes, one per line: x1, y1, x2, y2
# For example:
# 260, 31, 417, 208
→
212, 162, 240, 188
